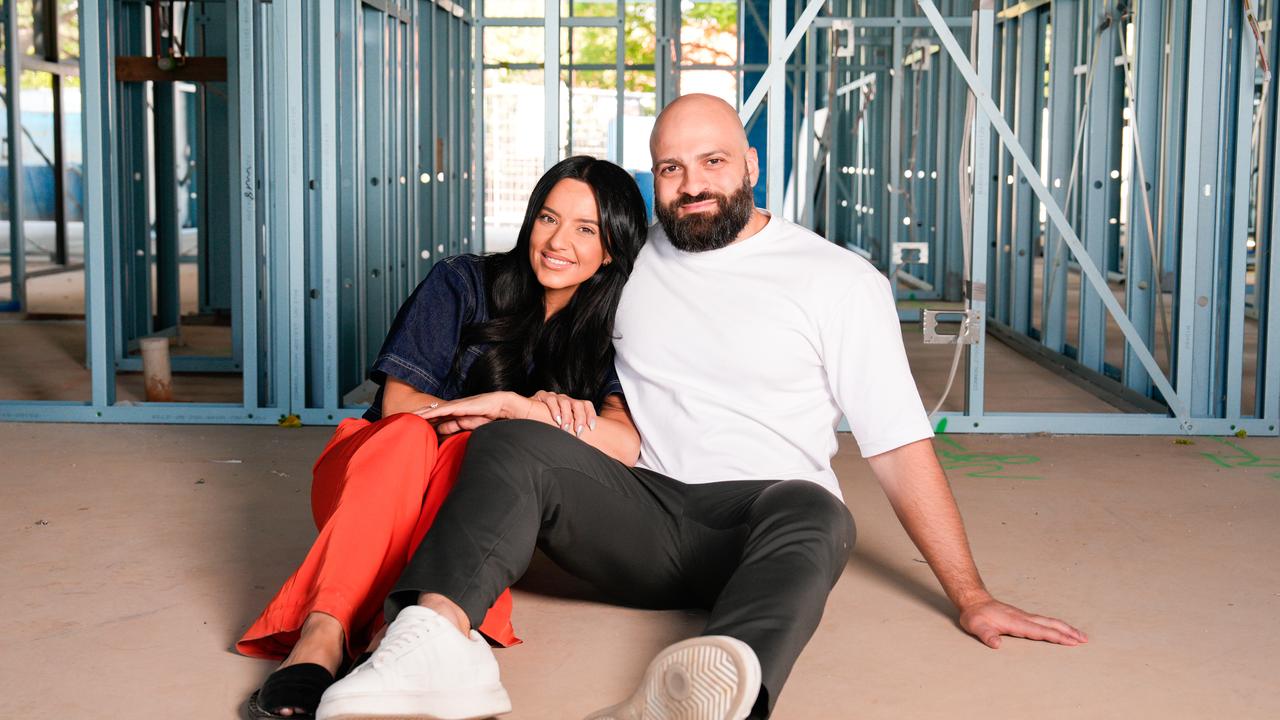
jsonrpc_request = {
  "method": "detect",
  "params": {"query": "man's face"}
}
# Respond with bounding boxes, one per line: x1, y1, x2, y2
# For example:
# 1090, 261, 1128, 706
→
651, 127, 758, 252
653, 171, 755, 253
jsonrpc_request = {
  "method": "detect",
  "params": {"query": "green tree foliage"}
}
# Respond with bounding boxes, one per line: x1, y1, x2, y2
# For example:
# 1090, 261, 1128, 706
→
552, 2, 736, 93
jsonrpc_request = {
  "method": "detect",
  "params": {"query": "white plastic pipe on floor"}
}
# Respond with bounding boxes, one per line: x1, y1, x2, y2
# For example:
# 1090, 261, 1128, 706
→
139, 336, 173, 403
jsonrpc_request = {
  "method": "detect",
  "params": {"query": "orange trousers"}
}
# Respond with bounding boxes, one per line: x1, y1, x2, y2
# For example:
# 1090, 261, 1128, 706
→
236, 413, 519, 661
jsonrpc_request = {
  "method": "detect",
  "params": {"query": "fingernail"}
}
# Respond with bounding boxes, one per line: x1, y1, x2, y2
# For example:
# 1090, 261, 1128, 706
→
589, 420, 597, 430
555, 415, 562, 424
576, 425, 584, 435
563, 423, 570, 431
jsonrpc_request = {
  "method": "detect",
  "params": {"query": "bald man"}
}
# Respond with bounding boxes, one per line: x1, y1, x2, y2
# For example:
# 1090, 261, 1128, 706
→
316, 95, 1084, 720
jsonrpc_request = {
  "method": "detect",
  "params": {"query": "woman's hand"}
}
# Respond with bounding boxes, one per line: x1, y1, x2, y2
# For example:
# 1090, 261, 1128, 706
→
413, 391, 532, 436
532, 391, 597, 437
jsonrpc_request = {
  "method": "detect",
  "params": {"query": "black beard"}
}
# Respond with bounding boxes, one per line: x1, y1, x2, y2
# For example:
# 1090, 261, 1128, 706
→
655, 178, 756, 253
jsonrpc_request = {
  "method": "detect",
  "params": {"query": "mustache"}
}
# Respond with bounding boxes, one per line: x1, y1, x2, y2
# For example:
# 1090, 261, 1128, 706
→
673, 192, 726, 207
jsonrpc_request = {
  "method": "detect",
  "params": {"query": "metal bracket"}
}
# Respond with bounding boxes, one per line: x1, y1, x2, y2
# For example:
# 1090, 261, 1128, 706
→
923, 309, 981, 345
836, 73, 876, 98
832, 20, 857, 58
893, 241, 929, 265
906, 39, 936, 70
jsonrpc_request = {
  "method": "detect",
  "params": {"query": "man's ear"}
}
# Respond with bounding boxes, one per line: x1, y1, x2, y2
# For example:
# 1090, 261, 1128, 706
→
745, 147, 760, 187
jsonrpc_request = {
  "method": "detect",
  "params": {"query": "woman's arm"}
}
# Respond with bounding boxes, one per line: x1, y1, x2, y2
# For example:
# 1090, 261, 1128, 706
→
381, 377, 447, 417
523, 394, 640, 466
415, 391, 641, 466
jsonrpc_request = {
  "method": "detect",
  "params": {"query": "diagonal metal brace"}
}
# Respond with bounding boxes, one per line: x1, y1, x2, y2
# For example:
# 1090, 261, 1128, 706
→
915, 0, 1188, 420
739, 0, 829, 124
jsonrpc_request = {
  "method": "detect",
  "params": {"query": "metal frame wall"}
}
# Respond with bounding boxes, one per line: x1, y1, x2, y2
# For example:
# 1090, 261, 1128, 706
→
763, 0, 1279, 435
2, 0, 84, 312
4, 0, 1277, 437
0, 0, 475, 424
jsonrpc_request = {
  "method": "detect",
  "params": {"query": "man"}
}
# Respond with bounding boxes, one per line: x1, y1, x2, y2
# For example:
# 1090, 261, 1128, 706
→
316, 94, 1085, 720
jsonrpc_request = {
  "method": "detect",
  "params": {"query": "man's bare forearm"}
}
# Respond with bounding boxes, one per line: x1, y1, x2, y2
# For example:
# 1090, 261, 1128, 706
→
867, 438, 1088, 647
867, 438, 992, 610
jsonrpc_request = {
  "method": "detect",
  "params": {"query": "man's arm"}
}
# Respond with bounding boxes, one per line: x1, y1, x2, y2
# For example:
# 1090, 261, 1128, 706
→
866, 437, 1088, 648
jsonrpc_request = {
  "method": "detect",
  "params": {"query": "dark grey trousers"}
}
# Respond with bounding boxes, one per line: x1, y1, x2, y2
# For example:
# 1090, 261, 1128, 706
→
389, 420, 856, 718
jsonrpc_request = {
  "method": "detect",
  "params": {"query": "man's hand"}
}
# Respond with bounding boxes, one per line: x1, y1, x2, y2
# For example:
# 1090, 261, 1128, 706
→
958, 597, 1088, 648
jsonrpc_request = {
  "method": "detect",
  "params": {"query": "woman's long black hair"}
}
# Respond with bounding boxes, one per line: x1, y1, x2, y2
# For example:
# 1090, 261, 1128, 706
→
456, 156, 647, 406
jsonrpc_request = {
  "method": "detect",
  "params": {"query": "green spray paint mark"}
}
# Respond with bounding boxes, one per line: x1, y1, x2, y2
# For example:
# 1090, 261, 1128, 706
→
1200, 437, 1280, 472
936, 435, 1042, 480
934, 417, 949, 434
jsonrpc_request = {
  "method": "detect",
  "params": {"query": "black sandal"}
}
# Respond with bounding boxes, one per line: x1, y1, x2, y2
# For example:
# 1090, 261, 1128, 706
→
244, 663, 335, 719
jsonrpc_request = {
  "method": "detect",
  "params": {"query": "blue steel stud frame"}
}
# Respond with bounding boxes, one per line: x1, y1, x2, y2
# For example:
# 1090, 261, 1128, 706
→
742, 0, 1279, 436
965, 0, 994, 420
3, 0, 1277, 437
1121, 0, 1166, 399
923, 0, 1276, 435
1076, 0, 1118, 375
1008, 8, 1042, 336
0, 0, 86, 307
115, 4, 149, 353
1040, 0, 1077, 355
1260, 0, 1280, 426
0, 0, 472, 424
1177, 0, 1240, 420
3, 0, 27, 313
990, 8, 1011, 327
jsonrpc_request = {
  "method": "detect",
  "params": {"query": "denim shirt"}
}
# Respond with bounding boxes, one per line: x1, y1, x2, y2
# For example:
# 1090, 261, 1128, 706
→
364, 254, 624, 420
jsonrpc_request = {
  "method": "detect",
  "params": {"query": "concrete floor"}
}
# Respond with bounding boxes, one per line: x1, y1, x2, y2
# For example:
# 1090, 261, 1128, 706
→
2, 423, 1278, 719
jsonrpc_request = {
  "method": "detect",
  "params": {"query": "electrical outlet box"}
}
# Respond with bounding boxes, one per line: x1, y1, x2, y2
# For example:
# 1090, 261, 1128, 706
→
923, 309, 981, 345
893, 242, 930, 265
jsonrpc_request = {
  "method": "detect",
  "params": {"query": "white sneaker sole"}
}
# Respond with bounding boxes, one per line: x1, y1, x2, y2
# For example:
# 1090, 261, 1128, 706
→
315, 685, 512, 720
584, 636, 762, 720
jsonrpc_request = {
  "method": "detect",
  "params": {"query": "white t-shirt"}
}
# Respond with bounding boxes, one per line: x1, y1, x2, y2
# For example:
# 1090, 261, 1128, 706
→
613, 213, 934, 498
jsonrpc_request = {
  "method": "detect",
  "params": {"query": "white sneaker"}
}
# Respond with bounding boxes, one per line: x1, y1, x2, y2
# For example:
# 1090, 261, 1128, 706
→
584, 636, 762, 720
315, 605, 512, 720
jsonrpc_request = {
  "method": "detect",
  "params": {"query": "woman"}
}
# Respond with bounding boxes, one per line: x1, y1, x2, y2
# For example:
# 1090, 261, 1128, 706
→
238, 156, 647, 718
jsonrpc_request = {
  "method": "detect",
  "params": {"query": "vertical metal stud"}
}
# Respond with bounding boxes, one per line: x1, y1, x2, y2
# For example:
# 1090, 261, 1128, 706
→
80, 0, 117, 408
544, 0, 560, 168
965, 0, 996, 420
1225, 12, 1257, 421
230, 0, 260, 411
1041, 0, 1078, 353
1122, 0, 1166, 397
1009, 10, 1042, 335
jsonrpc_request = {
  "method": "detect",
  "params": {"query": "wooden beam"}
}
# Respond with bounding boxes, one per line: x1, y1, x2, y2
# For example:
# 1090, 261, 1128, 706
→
115, 56, 227, 83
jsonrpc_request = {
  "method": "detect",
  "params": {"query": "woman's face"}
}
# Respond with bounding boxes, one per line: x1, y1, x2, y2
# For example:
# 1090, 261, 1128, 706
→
528, 178, 610, 298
